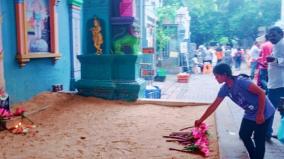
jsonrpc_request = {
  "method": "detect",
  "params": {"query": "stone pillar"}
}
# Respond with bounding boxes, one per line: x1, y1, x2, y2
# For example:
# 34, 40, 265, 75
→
75, 0, 144, 101
69, 0, 83, 90
0, 4, 5, 95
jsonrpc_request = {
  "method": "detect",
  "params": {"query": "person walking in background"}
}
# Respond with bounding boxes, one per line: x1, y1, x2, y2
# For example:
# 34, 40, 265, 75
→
192, 54, 204, 74
258, 34, 273, 93
198, 45, 205, 62
208, 47, 217, 65
244, 48, 252, 68
234, 48, 243, 71
249, 42, 261, 79
222, 45, 233, 67
203, 46, 213, 64
198, 45, 212, 64
266, 26, 284, 141
194, 63, 275, 159
215, 47, 224, 64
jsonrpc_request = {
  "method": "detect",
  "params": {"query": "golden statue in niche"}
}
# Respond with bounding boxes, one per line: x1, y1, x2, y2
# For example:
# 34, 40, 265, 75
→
91, 17, 103, 55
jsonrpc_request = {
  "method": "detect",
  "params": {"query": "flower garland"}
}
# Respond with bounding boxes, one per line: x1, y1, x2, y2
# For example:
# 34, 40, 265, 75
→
163, 123, 210, 157
0, 107, 26, 119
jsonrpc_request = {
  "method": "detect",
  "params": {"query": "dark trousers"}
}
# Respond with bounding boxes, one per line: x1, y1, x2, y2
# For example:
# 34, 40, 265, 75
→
259, 69, 268, 93
250, 61, 258, 79
268, 87, 284, 117
234, 57, 242, 69
239, 117, 272, 159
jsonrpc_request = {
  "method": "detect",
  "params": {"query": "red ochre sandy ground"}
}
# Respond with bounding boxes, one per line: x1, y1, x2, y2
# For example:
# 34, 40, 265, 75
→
0, 92, 219, 159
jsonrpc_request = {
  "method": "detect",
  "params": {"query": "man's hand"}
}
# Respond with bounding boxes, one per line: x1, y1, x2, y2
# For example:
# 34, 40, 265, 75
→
256, 114, 265, 124
266, 56, 276, 63
195, 119, 202, 127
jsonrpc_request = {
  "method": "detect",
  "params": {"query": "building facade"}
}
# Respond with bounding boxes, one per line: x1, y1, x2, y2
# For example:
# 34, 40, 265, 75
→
0, 0, 144, 103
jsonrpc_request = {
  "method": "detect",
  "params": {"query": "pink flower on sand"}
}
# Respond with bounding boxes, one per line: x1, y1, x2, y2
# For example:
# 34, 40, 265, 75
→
201, 147, 210, 157
199, 123, 209, 133
192, 128, 202, 139
13, 107, 25, 116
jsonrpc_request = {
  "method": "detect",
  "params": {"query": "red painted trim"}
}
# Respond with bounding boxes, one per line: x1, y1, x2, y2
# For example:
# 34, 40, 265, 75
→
15, 3, 26, 56
15, 0, 60, 66
50, 0, 57, 53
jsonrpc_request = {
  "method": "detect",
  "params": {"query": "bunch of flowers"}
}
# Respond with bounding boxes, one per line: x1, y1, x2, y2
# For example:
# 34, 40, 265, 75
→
183, 123, 209, 156
0, 107, 26, 130
163, 123, 210, 157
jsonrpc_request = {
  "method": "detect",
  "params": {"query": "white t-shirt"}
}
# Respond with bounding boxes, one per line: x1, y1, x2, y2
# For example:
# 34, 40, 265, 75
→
268, 38, 284, 89
249, 45, 260, 61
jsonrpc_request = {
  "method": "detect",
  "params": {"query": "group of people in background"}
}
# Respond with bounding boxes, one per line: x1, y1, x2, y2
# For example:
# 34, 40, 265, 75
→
192, 42, 246, 74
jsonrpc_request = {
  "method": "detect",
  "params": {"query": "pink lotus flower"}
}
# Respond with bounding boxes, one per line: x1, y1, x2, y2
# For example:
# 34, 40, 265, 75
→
200, 147, 210, 157
199, 123, 209, 133
194, 138, 202, 146
192, 128, 202, 139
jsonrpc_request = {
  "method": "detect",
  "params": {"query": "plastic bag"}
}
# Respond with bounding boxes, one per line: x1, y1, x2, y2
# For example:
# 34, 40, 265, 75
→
278, 118, 284, 144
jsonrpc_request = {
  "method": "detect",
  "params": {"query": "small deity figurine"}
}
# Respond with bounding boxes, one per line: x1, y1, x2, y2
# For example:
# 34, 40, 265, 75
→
91, 17, 103, 55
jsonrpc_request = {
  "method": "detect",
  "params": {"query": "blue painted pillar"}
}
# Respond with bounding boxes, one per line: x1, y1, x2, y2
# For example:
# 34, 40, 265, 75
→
139, 0, 147, 48
68, 0, 83, 90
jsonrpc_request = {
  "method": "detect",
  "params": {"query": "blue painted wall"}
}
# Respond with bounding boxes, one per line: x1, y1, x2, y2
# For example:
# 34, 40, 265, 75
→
1, 0, 71, 103
82, 0, 111, 54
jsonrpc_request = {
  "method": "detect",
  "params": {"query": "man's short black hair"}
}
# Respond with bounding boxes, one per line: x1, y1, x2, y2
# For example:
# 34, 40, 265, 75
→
269, 26, 284, 36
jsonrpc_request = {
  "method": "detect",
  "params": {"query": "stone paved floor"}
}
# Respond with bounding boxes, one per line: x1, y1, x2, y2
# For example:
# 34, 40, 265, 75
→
152, 71, 284, 159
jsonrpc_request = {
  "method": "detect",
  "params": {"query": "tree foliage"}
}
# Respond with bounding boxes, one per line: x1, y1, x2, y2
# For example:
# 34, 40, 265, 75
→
187, 0, 281, 46
157, 0, 281, 46
156, 5, 179, 52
